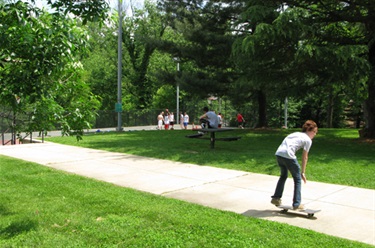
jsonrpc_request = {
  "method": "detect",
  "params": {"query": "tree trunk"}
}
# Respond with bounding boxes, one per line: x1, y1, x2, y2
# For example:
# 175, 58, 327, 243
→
362, 78, 375, 138
361, 36, 375, 138
327, 92, 334, 128
256, 90, 268, 128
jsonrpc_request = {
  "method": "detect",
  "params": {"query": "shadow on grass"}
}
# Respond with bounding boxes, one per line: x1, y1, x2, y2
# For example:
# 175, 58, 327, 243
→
0, 218, 38, 239
0, 204, 13, 216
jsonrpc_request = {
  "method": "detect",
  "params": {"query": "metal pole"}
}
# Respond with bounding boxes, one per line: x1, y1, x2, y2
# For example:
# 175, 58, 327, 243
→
284, 97, 288, 128
176, 62, 180, 125
117, 0, 123, 131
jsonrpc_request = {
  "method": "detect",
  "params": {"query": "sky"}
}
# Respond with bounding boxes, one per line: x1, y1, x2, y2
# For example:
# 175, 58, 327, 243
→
30, 0, 145, 10
23, 0, 147, 18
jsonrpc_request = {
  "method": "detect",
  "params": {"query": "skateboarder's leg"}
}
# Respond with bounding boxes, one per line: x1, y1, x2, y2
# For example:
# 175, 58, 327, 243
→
287, 159, 302, 208
271, 156, 288, 204
200, 118, 209, 129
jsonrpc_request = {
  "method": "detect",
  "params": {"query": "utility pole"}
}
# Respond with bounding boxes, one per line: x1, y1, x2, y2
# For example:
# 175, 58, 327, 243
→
284, 97, 288, 128
116, 0, 123, 131
173, 57, 180, 125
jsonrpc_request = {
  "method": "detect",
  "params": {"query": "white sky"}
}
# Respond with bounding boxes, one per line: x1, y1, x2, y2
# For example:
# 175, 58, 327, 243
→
30, 0, 144, 10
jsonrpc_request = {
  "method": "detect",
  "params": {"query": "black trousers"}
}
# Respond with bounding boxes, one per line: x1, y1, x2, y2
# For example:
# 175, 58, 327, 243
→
200, 118, 212, 128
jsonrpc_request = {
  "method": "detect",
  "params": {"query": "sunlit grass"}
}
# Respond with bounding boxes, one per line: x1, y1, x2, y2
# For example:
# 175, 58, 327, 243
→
0, 155, 371, 247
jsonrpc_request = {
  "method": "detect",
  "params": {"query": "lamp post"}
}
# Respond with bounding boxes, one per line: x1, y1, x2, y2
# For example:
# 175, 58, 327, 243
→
284, 97, 288, 128
173, 57, 180, 125
116, 0, 123, 131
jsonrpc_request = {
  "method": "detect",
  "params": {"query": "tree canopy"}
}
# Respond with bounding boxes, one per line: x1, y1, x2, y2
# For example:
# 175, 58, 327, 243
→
0, 0, 108, 139
2, 0, 375, 138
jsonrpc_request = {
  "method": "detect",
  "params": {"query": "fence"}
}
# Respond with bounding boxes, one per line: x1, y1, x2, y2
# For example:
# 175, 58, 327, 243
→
1, 107, 252, 145
94, 109, 203, 128
1, 108, 200, 145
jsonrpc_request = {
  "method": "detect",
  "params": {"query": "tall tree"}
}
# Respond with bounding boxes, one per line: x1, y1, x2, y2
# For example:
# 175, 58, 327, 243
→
231, 0, 287, 127
235, 0, 368, 130
122, 0, 167, 109
82, 20, 119, 111
0, 1, 107, 139
157, 0, 239, 99
235, 0, 374, 136
83, 0, 169, 111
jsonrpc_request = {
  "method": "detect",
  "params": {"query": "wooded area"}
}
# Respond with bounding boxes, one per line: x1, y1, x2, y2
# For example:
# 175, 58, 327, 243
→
1, 0, 374, 139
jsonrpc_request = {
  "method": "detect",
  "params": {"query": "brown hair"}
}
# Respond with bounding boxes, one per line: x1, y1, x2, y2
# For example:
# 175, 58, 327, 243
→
302, 120, 317, 132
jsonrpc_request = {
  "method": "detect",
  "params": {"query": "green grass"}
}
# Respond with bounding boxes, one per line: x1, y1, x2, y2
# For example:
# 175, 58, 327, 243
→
47, 128, 375, 189
0, 155, 371, 247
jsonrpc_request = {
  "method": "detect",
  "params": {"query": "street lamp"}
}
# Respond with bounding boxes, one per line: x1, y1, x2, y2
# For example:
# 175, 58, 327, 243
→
116, 0, 123, 131
173, 57, 180, 125
284, 97, 288, 128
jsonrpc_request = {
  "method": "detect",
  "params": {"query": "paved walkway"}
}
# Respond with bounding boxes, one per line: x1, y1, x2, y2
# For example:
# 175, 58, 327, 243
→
0, 140, 374, 246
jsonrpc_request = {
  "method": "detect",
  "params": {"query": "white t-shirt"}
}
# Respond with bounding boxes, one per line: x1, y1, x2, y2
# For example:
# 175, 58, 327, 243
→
275, 132, 312, 159
218, 115, 222, 124
164, 115, 169, 124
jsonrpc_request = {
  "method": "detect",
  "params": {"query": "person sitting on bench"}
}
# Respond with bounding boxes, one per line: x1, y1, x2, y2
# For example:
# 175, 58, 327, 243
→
199, 107, 219, 132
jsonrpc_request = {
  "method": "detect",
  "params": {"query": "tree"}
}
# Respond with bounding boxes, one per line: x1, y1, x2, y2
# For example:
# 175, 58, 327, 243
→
231, 0, 287, 127
232, 0, 371, 130
237, 0, 374, 135
82, 0, 170, 113
82, 21, 119, 111
157, 0, 239, 99
122, 0, 168, 109
0, 1, 107, 140
44, 0, 109, 24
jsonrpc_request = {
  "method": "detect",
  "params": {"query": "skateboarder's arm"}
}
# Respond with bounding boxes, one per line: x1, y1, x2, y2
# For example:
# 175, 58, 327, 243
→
301, 150, 308, 183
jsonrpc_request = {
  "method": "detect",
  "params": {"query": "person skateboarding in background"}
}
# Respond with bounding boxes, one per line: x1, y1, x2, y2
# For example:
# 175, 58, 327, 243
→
271, 120, 318, 210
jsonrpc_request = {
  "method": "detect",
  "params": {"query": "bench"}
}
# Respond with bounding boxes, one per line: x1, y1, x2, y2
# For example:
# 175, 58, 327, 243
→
186, 128, 241, 149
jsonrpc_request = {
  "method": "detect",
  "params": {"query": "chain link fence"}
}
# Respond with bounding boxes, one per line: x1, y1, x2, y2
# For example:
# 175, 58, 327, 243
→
1, 106, 278, 145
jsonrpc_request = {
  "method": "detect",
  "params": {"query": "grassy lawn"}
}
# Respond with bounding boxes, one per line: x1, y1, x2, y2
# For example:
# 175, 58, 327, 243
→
0, 155, 372, 247
47, 128, 375, 189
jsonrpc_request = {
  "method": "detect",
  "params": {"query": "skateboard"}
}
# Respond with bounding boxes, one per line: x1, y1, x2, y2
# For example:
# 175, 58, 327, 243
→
277, 205, 321, 218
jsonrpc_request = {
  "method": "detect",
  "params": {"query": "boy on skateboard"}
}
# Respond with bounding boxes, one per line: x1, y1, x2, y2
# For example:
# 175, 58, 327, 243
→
271, 120, 318, 210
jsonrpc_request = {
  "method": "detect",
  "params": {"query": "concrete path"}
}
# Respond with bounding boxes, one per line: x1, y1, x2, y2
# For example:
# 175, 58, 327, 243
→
0, 142, 374, 246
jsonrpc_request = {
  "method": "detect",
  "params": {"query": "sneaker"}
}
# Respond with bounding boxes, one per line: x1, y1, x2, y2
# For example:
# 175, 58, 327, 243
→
198, 131, 205, 135
271, 198, 282, 206
293, 204, 305, 210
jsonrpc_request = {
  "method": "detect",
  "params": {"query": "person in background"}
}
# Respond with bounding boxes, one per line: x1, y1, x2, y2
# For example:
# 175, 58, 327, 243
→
169, 112, 175, 130
180, 112, 184, 129
183, 112, 189, 130
157, 112, 164, 130
164, 111, 170, 130
217, 112, 223, 128
271, 120, 318, 210
199, 106, 218, 129
237, 113, 245, 129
